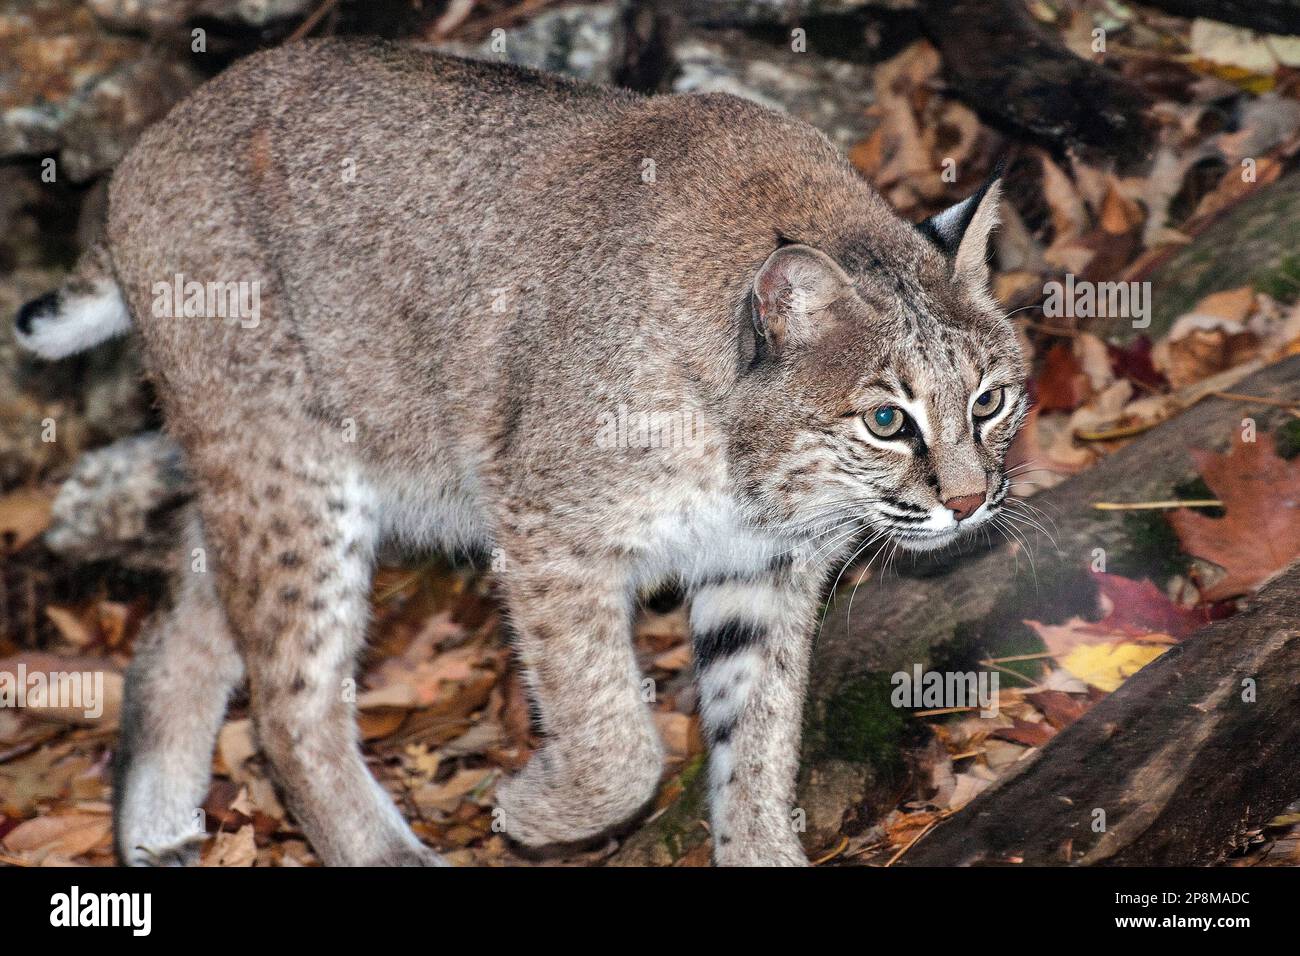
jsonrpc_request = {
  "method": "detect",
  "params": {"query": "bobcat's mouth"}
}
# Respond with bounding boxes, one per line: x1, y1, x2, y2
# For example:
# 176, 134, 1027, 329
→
889, 496, 1001, 553
899, 522, 977, 554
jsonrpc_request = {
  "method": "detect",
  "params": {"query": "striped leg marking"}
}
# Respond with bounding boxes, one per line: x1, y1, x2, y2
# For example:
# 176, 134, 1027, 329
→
690, 575, 818, 865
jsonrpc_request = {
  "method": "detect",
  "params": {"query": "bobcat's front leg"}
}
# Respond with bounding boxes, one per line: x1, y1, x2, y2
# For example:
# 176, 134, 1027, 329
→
690, 566, 820, 865
495, 543, 664, 847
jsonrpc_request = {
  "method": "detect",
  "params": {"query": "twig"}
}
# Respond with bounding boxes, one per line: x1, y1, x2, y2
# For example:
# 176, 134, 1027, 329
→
462, 0, 554, 39
1093, 499, 1223, 511
811, 836, 849, 866
1075, 421, 1160, 441
286, 0, 340, 43
1022, 322, 1082, 338
979, 660, 1043, 688
1211, 391, 1300, 411
885, 811, 953, 867
984, 651, 1057, 664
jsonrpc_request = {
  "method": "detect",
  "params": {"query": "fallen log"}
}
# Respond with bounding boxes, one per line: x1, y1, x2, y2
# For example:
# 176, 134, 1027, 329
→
916, 0, 1154, 163
1100, 172, 1300, 343
1135, 1, 1300, 37
610, 354, 1300, 865
901, 559, 1300, 865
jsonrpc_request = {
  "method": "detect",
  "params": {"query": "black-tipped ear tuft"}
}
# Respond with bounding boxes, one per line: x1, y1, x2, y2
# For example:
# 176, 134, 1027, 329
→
918, 160, 1004, 257
917, 161, 1005, 289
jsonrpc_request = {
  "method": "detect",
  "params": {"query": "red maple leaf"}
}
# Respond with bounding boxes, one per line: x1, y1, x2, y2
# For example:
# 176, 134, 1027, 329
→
1168, 434, 1300, 601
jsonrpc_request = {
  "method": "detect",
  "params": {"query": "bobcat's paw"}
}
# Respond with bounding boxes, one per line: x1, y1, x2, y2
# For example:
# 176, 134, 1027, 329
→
362, 843, 449, 867
713, 834, 809, 867
119, 833, 205, 867
496, 741, 662, 848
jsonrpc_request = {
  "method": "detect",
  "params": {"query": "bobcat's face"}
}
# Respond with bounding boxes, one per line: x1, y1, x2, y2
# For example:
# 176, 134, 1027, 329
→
822, 307, 1028, 553
730, 186, 1029, 560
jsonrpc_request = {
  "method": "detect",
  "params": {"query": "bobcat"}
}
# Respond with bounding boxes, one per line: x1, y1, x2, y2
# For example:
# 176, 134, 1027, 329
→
16, 38, 1026, 866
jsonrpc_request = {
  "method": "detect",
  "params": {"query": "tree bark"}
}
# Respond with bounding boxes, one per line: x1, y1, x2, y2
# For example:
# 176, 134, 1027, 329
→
1098, 173, 1300, 343
1136, 1, 1300, 37
901, 560, 1300, 865
917, 0, 1153, 163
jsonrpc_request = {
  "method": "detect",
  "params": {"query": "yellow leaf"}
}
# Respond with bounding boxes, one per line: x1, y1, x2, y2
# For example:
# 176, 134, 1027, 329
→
1060, 642, 1168, 693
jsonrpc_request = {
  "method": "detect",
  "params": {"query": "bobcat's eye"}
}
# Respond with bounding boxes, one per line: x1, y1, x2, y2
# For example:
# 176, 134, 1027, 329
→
866, 405, 907, 438
972, 387, 1004, 419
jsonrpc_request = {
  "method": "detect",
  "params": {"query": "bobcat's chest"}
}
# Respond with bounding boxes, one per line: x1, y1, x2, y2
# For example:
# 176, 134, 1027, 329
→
624, 483, 780, 593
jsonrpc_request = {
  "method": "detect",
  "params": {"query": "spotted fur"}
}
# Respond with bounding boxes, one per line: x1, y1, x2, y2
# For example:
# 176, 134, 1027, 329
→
16, 40, 1025, 866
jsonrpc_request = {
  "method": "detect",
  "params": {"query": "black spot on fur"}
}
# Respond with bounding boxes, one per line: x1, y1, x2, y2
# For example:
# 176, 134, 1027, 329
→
766, 551, 794, 575
495, 391, 527, 454
278, 586, 301, 605
279, 551, 302, 568
708, 719, 735, 746
694, 619, 764, 672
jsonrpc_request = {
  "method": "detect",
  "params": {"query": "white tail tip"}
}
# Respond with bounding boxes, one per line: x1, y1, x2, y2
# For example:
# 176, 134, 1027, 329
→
14, 280, 131, 360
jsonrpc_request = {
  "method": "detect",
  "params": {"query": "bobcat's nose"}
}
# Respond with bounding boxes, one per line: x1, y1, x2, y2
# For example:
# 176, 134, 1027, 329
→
944, 492, 985, 522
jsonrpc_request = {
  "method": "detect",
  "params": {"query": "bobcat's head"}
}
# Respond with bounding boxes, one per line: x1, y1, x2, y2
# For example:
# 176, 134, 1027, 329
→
731, 176, 1030, 560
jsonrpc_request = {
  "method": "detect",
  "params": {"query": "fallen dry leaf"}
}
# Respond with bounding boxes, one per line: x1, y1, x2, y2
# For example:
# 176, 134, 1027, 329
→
202, 823, 258, 867
1035, 342, 1091, 413
1059, 642, 1168, 693
2, 810, 110, 861
1025, 689, 1093, 730
43, 606, 96, 648
991, 718, 1056, 747
0, 488, 53, 553
0, 653, 122, 728
1092, 572, 1215, 639
654, 711, 693, 761
410, 767, 493, 815
1169, 434, 1300, 600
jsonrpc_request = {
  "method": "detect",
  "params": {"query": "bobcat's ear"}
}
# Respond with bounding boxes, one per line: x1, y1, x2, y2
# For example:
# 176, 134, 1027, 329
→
751, 244, 853, 358
918, 174, 1002, 290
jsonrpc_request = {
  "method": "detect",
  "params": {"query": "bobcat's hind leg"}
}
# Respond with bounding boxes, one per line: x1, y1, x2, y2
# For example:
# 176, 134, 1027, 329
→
114, 512, 245, 866
194, 438, 441, 866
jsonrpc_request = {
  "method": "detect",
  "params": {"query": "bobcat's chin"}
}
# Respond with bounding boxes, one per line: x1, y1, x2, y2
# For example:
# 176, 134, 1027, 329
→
893, 507, 996, 553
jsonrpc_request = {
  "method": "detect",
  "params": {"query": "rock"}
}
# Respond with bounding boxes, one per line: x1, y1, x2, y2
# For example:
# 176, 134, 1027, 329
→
663, 0, 914, 26
87, 0, 314, 30
671, 30, 876, 153
0, 167, 48, 274
0, 266, 87, 489
1, 261, 153, 489
431, 3, 628, 86
44, 431, 190, 569
0, 0, 201, 182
